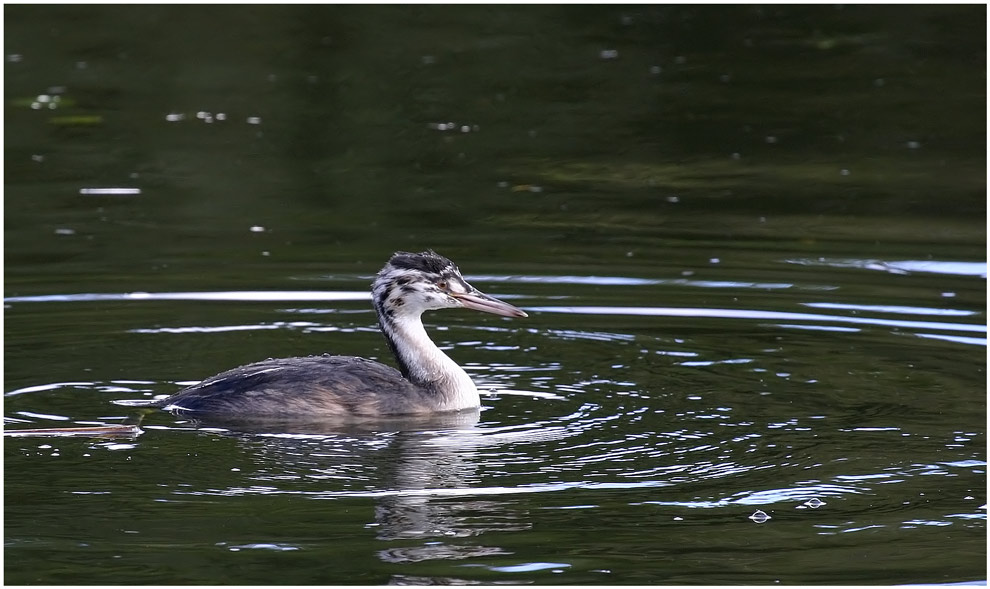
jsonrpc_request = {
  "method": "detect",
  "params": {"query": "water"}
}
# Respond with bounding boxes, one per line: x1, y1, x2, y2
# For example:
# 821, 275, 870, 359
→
3, 5, 986, 585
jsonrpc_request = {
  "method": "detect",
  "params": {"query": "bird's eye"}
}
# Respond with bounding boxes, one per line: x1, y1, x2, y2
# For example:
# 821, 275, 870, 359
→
436, 280, 448, 290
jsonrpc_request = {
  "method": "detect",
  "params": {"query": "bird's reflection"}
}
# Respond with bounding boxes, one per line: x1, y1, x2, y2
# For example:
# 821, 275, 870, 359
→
369, 427, 527, 567
173, 409, 530, 572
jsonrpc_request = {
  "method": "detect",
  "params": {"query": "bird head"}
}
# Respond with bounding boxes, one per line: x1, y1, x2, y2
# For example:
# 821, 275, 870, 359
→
373, 250, 527, 320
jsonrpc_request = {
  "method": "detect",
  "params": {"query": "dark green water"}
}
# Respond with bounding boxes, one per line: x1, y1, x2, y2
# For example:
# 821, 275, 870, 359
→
4, 5, 986, 585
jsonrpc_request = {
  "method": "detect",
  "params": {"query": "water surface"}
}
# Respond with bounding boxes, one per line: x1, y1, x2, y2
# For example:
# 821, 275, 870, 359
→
4, 5, 986, 585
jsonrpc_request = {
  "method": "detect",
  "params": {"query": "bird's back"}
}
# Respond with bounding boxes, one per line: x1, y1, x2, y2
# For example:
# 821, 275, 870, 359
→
159, 355, 441, 417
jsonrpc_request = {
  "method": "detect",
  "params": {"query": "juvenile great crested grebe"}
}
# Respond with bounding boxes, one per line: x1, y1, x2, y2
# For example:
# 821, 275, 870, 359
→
156, 250, 527, 417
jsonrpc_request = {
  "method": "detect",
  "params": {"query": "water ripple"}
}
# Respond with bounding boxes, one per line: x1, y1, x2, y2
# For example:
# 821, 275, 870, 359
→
4, 291, 371, 303
784, 258, 987, 278
527, 306, 985, 335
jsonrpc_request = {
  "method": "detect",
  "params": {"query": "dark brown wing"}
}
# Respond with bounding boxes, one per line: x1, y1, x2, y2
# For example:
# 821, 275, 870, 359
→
159, 355, 435, 417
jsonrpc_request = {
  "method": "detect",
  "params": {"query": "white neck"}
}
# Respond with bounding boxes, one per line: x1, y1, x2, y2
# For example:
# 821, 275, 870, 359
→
384, 314, 480, 411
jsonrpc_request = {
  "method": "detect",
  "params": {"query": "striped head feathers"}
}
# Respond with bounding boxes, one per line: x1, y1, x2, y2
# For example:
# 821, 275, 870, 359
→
372, 250, 527, 320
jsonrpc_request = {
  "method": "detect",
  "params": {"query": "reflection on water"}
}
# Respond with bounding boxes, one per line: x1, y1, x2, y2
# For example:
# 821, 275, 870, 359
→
3, 291, 372, 303
788, 258, 988, 278
531, 305, 985, 337
161, 419, 533, 567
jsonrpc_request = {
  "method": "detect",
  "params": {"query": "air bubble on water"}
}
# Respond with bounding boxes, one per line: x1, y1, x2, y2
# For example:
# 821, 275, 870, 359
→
749, 510, 771, 524
804, 498, 826, 509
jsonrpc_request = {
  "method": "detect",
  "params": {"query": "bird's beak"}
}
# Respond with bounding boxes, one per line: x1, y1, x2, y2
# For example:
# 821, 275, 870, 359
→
452, 290, 528, 318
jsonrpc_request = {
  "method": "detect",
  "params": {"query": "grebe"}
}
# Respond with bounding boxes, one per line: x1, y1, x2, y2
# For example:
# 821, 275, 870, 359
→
156, 250, 527, 417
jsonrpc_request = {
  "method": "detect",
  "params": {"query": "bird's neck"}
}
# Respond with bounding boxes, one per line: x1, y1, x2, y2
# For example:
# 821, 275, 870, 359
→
379, 313, 479, 411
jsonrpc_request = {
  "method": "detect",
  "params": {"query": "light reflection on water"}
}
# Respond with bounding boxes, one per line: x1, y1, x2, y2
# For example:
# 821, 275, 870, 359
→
802, 302, 978, 316
6, 280, 984, 344
528, 305, 985, 337
786, 258, 987, 278
3, 291, 372, 303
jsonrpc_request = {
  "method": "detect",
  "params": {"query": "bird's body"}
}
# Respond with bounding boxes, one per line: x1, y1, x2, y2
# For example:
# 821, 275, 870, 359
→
157, 251, 527, 418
